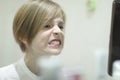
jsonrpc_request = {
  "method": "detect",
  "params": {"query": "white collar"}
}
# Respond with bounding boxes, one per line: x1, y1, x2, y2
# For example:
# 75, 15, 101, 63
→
15, 57, 41, 80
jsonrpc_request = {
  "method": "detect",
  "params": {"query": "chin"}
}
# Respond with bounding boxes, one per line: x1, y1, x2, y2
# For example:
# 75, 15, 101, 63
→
47, 49, 62, 55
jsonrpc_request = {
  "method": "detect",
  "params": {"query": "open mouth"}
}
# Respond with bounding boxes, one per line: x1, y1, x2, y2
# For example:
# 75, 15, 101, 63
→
48, 39, 61, 48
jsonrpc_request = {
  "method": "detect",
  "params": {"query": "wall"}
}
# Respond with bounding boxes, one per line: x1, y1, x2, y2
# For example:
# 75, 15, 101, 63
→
0, 0, 113, 80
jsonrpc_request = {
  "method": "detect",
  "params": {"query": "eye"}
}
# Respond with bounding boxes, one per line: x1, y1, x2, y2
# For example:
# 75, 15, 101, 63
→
59, 26, 64, 30
44, 24, 52, 29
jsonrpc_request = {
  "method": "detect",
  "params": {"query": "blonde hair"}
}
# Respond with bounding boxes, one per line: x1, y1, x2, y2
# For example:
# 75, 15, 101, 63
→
13, 0, 66, 52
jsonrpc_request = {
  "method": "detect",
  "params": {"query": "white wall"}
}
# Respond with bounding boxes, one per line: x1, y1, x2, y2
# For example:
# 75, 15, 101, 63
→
0, 0, 113, 80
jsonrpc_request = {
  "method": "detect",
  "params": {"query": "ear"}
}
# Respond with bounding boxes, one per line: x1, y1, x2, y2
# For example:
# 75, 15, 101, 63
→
19, 37, 28, 46
22, 39, 28, 45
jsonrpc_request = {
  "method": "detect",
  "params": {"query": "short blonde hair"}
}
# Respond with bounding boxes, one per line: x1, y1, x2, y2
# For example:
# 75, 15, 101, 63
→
13, 0, 66, 52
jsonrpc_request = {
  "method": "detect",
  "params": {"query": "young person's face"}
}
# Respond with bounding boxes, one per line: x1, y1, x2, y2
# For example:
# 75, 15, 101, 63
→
26, 17, 65, 56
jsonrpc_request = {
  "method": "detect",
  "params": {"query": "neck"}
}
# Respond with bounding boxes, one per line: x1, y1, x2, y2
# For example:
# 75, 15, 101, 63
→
24, 52, 50, 76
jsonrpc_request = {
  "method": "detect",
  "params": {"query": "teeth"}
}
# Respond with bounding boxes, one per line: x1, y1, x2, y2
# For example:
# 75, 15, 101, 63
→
48, 39, 61, 47
50, 41, 60, 45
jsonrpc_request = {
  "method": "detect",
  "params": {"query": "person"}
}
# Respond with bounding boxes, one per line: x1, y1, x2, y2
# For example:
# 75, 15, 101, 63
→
0, 0, 66, 80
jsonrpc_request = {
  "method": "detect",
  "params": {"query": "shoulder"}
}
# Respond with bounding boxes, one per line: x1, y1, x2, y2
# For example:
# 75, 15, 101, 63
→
0, 64, 19, 80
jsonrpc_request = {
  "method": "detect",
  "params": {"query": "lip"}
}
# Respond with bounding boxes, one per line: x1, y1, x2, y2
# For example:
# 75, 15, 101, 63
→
48, 39, 61, 47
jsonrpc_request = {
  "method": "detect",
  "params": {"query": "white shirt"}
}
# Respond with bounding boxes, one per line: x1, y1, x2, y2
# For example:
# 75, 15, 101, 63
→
0, 57, 63, 80
0, 64, 19, 80
0, 58, 41, 80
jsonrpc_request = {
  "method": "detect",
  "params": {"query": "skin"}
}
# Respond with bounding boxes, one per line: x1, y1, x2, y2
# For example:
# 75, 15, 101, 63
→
23, 17, 65, 75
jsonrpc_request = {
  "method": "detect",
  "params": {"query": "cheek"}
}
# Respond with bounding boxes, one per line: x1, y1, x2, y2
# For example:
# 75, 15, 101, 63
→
61, 33, 64, 41
37, 32, 51, 47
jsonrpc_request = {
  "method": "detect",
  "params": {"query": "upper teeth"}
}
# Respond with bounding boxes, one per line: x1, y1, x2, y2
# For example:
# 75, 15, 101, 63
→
50, 41, 60, 45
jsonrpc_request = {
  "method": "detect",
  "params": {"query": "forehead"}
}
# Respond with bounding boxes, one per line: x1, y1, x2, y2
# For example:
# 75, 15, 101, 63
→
47, 17, 64, 25
53, 18, 64, 23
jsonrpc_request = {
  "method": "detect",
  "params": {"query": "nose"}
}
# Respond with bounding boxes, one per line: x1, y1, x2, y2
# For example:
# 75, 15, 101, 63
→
53, 25, 62, 35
